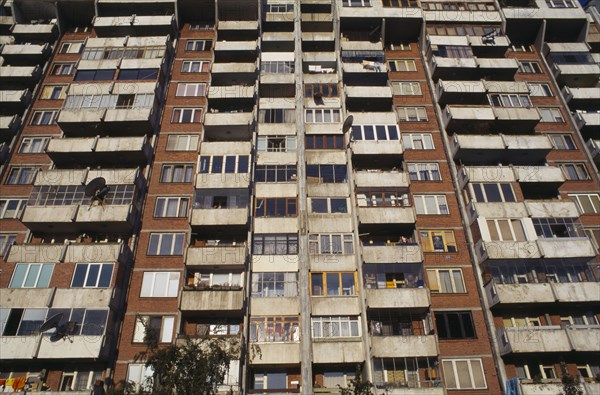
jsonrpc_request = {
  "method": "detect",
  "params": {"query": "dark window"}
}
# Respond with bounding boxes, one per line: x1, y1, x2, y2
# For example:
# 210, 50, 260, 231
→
254, 165, 297, 182
435, 311, 476, 339
252, 234, 298, 255
305, 135, 345, 149
74, 69, 115, 81
118, 68, 159, 80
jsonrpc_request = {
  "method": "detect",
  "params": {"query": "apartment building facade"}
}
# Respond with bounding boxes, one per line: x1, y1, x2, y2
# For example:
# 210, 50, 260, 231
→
0, 0, 598, 394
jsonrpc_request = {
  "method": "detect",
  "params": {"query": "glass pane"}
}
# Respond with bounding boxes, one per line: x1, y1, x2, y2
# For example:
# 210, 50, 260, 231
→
326, 273, 340, 295
10, 264, 27, 288
456, 360, 472, 388
86, 264, 100, 287
470, 360, 485, 388
24, 264, 41, 287
98, 264, 113, 287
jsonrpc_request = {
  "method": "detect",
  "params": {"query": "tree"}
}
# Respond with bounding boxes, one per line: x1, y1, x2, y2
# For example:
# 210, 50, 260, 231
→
337, 365, 373, 395
560, 361, 583, 395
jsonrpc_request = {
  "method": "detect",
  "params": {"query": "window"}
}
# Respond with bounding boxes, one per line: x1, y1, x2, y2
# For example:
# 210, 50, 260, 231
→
189, 22, 214, 30
311, 272, 357, 296
133, 315, 175, 343
28, 184, 136, 206
199, 155, 249, 174
548, 134, 576, 150
389, 43, 412, 50
6, 167, 38, 185
529, 83, 553, 97
30, 110, 58, 125
388, 59, 417, 72
147, 233, 185, 256
0, 234, 17, 257
194, 188, 248, 209
426, 24, 500, 36
403, 133, 434, 150
257, 136, 297, 152
434, 45, 474, 58
264, 3, 294, 12
342, 0, 371, 6
356, 190, 410, 207
309, 234, 354, 255
392, 81, 422, 95
195, 319, 241, 336
192, 272, 243, 288
518, 61, 543, 74
70, 263, 113, 288
117, 68, 158, 80
538, 108, 564, 123
305, 109, 341, 123
251, 272, 298, 297
261, 61, 295, 73
166, 134, 199, 151
427, 269, 466, 293
254, 165, 297, 182
310, 198, 348, 214
19, 137, 50, 153
63, 93, 153, 109
489, 94, 532, 108
140, 272, 180, 297
74, 69, 115, 81
306, 164, 347, 183
382, 0, 419, 7
160, 164, 194, 183
51, 63, 76, 76
126, 364, 154, 393
305, 134, 345, 149
181, 60, 210, 73
569, 193, 600, 214
510, 44, 534, 52
559, 163, 590, 180
408, 163, 441, 181
419, 230, 457, 252
470, 183, 516, 203
435, 311, 476, 339
312, 316, 360, 338
252, 371, 288, 390
154, 197, 189, 218
185, 39, 213, 51
59, 41, 84, 54
252, 234, 298, 255
305, 83, 338, 97
414, 195, 449, 215
259, 109, 295, 123
176, 83, 206, 97
255, 198, 297, 217
546, 0, 577, 7
9, 263, 54, 288
0, 198, 26, 219
40, 85, 67, 100
171, 108, 203, 123
486, 219, 527, 241
351, 125, 400, 141
397, 107, 428, 122
442, 359, 487, 389
249, 316, 300, 342
532, 217, 585, 238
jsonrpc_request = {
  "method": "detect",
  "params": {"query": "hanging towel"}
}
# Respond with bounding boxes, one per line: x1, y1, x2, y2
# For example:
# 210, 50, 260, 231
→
506, 377, 520, 395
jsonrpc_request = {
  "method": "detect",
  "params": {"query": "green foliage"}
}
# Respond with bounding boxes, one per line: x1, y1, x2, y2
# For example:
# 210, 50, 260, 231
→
560, 362, 583, 395
337, 365, 373, 395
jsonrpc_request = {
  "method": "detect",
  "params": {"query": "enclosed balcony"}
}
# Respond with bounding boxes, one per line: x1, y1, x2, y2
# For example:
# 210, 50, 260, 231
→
191, 188, 249, 231
46, 136, 152, 167
93, 15, 176, 37
371, 335, 437, 358
353, 170, 409, 188
10, 22, 58, 42
0, 65, 41, 89
363, 264, 429, 309
545, 43, 600, 87
450, 134, 552, 165
186, 244, 248, 268
0, 43, 51, 65
180, 289, 244, 312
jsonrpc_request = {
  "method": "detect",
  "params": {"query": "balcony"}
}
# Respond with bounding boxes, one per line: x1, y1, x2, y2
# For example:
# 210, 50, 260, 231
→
513, 166, 565, 185
312, 297, 360, 316
37, 335, 108, 359
498, 326, 600, 355
190, 208, 249, 228
2, 288, 55, 308
562, 87, 600, 111
358, 207, 415, 225
475, 240, 541, 264
345, 86, 392, 111
180, 288, 244, 312
476, 58, 519, 79
362, 244, 423, 264
537, 238, 597, 260
436, 80, 486, 105
203, 111, 255, 139
312, 340, 364, 364
214, 40, 258, 53
93, 15, 176, 37
351, 140, 403, 156
423, 10, 501, 23
458, 166, 516, 187
524, 200, 580, 218
573, 111, 600, 139
0, 44, 51, 65
0, 115, 21, 141
493, 107, 541, 130
195, 173, 251, 189
450, 134, 552, 164
186, 245, 247, 268
430, 56, 477, 80
7, 242, 128, 264
10, 23, 58, 42
0, 89, 31, 114
58, 105, 158, 136
46, 136, 152, 167
251, 343, 300, 364
208, 84, 256, 101
486, 281, 600, 307
0, 65, 41, 89
587, 139, 600, 165
365, 288, 430, 309
354, 171, 409, 188
371, 335, 437, 358
442, 106, 495, 132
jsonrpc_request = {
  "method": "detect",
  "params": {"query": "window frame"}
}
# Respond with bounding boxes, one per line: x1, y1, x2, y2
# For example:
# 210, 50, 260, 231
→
147, 233, 186, 256
427, 268, 466, 293
311, 316, 361, 338
408, 163, 441, 181
133, 315, 175, 343
388, 59, 417, 72
435, 311, 476, 339
402, 133, 434, 150
569, 193, 600, 214
559, 163, 590, 181
175, 82, 206, 97
6, 166, 38, 185
308, 234, 354, 255
30, 110, 59, 126
0, 198, 27, 219
254, 197, 298, 218
397, 106, 428, 122
310, 272, 358, 296
392, 81, 422, 95
154, 197, 190, 218
184, 39, 213, 51
165, 134, 199, 151
18, 137, 50, 153
70, 263, 114, 288
171, 107, 203, 123
181, 60, 210, 73
442, 358, 487, 390
40, 84, 67, 100
9, 263, 54, 288
419, 230, 457, 253
413, 194, 449, 215
140, 271, 180, 297
548, 134, 576, 150
159, 164, 194, 183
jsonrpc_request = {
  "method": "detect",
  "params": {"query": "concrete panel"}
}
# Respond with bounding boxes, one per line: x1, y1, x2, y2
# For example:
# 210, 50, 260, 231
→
7, 244, 64, 263
362, 245, 423, 264
499, 327, 570, 354
307, 217, 353, 233
37, 336, 105, 359
252, 255, 299, 272
309, 255, 357, 272
488, 283, 554, 306
250, 297, 300, 315
255, 183, 298, 197
196, 173, 251, 189
365, 288, 430, 309
358, 207, 415, 225
312, 340, 364, 363
1, 289, 54, 308
254, 217, 298, 233
0, 336, 38, 359
371, 335, 437, 358
525, 201, 580, 218
251, 342, 300, 364
191, 208, 248, 226
307, 184, 350, 197
66, 243, 124, 263
552, 282, 600, 303
186, 246, 247, 267
22, 206, 77, 224
76, 204, 132, 223
537, 238, 597, 259
256, 152, 297, 165
351, 141, 403, 156
200, 141, 251, 155
354, 171, 409, 188
311, 297, 360, 315
52, 289, 113, 309
568, 328, 600, 351
180, 290, 244, 311
472, 202, 528, 219
478, 241, 541, 262
305, 150, 347, 164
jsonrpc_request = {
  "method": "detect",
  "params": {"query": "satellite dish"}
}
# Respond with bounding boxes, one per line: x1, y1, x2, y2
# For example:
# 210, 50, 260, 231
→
85, 177, 107, 198
40, 313, 64, 333
342, 115, 354, 133
50, 321, 77, 343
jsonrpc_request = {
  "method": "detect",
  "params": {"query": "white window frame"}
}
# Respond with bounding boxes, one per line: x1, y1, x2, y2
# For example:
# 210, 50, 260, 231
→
305, 108, 341, 123
548, 134, 576, 150
442, 358, 487, 390
414, 195, 449, 215
486, 219, 527, 241
60, 41, 84, 54
546, 0, 577, 8
309, 197, 348, 214
528, 83, 553, 97
175, 83, 206, 97
397, 106, 428, 122
154, 197, 189, 218
30, 110, 59, 125
408, 163, 441, 181
402, 133, 434, 150
181, 60, 209, 73
569, 193, 600, 214
9, 263, 54, 288
388, 59, 417, 72
126, 364, 154, 393
256, 136, 297, 152
309, 234, 354, 255
165, 134, 199, 151
559, 163, 590, 181
19, 137, 50, 153
311, 316, 361, 338
147, 233, 186, 255
51, 63, 76, 75
185, 39, 212, 51
427, 268, 466, 293
140, 272, 180, 297
133, 315, 175, 343
351, 125, 400, 141
70, 263, 114, 288
6, 167, 38, 185
342, 0, 372, 6
40, 85, 67, 100
0, 198, 27, 219
171, 107, 203, 123
393, 81, 422, 95
539, 107, 564, 122
160, 164, 194, 183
